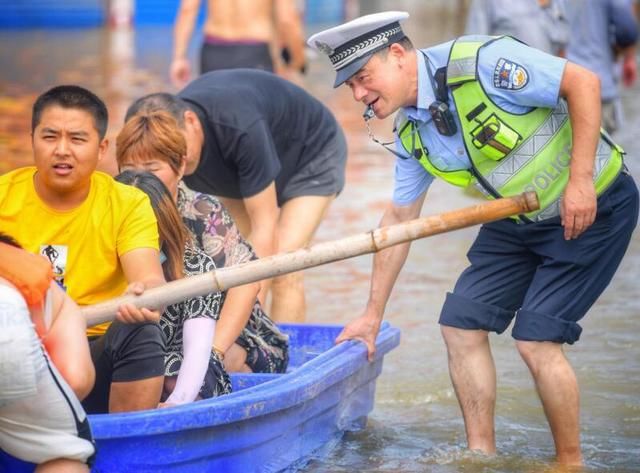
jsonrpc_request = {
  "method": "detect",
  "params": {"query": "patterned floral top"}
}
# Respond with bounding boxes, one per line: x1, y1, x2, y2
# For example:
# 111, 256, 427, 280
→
161, 244, 231, 398
177, 182, 254, 268
177, 183, 289, 373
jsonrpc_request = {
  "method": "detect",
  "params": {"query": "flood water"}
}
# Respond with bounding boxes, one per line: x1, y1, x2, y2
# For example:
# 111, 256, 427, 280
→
1, 1, 638, 471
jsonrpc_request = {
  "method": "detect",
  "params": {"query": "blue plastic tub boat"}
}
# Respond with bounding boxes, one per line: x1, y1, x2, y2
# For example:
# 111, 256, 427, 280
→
0, 323, 400, 472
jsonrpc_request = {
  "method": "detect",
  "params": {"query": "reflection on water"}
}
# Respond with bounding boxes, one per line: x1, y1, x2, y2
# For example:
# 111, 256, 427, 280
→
1, 1, 638, 471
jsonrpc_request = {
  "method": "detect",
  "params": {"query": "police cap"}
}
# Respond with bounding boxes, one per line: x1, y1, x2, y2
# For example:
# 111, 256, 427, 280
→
308, 11, 410, 87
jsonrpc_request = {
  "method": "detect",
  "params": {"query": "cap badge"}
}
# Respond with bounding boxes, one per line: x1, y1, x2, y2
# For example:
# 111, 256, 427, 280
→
314, 41, 335, 56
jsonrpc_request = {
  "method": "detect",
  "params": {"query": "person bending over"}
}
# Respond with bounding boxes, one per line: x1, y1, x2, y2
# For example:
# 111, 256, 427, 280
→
125, 70, 347, 323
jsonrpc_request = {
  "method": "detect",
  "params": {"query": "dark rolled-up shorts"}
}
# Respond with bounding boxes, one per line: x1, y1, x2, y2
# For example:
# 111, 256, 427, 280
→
439, 171, 639, 344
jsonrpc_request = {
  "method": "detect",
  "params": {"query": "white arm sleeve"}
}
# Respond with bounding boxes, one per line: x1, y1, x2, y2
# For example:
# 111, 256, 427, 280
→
165, 317, 216, 405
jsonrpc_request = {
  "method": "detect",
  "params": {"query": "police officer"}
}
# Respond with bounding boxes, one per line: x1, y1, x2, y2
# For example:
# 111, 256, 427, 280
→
309, 11, 639, 466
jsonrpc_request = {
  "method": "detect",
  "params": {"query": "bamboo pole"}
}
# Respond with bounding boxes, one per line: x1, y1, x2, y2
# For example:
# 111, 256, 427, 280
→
82, 192, 538, 327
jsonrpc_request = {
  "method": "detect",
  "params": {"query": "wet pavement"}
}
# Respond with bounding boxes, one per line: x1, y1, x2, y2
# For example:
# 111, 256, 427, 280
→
1, 0, 639, 471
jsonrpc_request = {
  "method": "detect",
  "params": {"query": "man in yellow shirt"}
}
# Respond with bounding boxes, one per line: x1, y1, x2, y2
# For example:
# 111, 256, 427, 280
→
0, 85, 166, 414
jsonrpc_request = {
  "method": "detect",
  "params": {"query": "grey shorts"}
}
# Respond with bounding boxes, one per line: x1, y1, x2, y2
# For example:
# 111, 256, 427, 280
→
278, 128, 348, 206
0, 286, 94, 465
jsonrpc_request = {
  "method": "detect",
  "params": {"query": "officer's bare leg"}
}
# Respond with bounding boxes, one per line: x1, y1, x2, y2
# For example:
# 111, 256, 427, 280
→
516, 340, 582, 466
441, 325, 496, 453
270, 194, 335, 323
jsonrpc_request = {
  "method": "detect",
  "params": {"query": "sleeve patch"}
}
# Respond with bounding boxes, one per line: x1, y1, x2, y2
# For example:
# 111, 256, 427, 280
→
493, 58, 529, 90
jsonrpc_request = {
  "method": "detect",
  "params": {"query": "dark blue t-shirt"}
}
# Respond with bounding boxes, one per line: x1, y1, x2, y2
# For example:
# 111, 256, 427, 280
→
180, 69, 341, 201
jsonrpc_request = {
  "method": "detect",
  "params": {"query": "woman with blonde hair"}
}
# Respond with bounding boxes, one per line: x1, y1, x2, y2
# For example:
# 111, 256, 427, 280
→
116, 111, 288, 374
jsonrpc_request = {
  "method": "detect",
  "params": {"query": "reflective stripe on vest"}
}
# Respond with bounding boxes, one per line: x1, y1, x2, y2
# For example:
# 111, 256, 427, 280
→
399, 36, 624, 222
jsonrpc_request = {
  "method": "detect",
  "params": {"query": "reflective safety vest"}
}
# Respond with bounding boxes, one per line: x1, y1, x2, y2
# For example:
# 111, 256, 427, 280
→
398, 36, 624, 222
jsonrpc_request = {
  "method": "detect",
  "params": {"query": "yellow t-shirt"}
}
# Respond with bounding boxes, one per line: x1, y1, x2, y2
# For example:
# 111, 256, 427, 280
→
0, 167, 159, 337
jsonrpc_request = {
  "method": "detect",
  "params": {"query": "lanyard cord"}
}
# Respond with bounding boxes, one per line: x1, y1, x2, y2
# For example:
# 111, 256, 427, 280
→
365, 113, 426, 160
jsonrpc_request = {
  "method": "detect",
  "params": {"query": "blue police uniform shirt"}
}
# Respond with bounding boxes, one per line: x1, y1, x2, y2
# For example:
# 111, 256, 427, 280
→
392, 36, 568, 206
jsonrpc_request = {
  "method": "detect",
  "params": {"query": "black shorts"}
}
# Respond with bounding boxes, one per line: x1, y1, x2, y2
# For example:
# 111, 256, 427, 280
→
82, 321, 166, 414
200, 40, 273, 74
